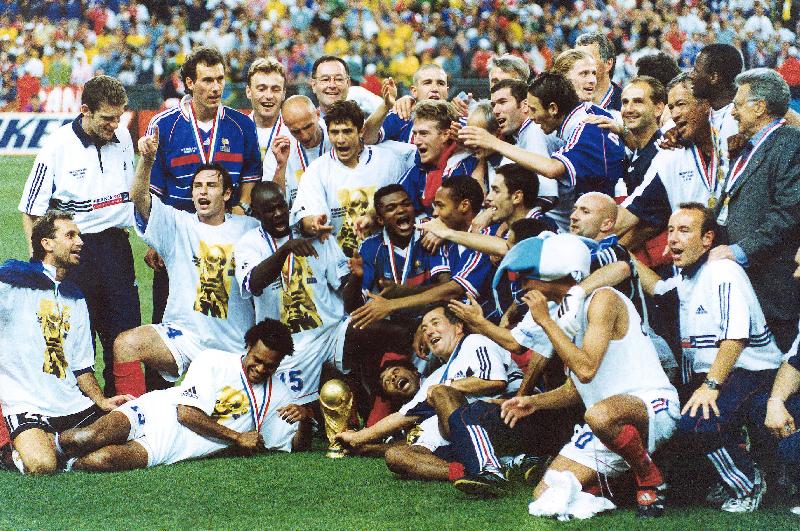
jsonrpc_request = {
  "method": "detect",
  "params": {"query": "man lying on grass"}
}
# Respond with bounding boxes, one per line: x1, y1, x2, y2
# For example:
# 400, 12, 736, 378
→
53, 319, 312, 471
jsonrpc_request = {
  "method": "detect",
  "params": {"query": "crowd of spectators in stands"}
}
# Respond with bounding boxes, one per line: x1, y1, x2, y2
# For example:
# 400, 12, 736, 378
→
4, 0, 800, 110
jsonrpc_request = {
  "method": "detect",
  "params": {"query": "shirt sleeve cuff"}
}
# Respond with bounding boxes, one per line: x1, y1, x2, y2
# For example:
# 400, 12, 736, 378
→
729, 244, 749, 267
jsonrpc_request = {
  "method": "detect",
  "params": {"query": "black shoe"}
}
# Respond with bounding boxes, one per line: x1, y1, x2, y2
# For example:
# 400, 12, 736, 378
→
636, 483, 667, 518
453, 470, 510, 498
504, 454, 552, 485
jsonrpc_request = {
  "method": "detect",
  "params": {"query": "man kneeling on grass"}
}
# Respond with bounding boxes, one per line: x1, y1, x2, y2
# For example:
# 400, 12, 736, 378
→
53, 319, 311, 471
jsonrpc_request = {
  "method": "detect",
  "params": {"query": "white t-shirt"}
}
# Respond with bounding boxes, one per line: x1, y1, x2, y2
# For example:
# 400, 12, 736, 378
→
399, 334, 524, 415
252, 113, 293, 182
264, 121, 331, 209
289, 144, 407, 256
571, 288, 674, 409
123, 350, 298, 466
235, 227, 284, 323
655, 258, 782, 374
137, 197, 259, 353
0, 262, 96, 417
500, 118, 560, 200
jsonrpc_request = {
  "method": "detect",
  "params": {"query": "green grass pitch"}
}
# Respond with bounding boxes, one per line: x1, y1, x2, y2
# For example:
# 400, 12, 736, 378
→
0, 155, 797, 528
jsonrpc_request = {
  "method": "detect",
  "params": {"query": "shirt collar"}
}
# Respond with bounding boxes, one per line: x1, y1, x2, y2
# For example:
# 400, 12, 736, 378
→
680, 251, 709, 279
72, 115, 119, 148
746, 117, 783, 147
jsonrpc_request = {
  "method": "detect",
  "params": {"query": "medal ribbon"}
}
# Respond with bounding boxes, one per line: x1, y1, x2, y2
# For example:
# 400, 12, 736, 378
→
690, 145, 717, 196
439, 337, 466, 383
725, 119, 784, 192
261, 227, 294, 291
240, 359, 272, 431
184, 95, 222, 164
383, 229, 416, 285
265, 115, 283, 152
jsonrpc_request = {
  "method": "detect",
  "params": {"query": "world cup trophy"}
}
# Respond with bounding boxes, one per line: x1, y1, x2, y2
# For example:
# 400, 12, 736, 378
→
319, 379, 354, 458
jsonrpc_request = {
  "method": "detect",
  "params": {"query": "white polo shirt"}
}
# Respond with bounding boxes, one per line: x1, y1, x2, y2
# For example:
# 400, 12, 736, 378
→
19, 116, 135, 233
655, 257, 782, 376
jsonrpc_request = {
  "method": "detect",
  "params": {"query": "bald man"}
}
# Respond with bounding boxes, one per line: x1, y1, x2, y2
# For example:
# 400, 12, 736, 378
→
269, 95, 332, 207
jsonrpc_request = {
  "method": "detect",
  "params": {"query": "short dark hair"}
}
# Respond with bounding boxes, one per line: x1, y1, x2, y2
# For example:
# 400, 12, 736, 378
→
191, 163, 233, 198
635, 52, 681, 88
424, 304, 462, 326
698, 44, 744, 87
311, 55, 350, 78
31, 210, 75, 261
510, 218, 552, 242
490, 78, 528, 104
495, 163, 539, 209
82, 75, 127, 112
374, 184, 408, 215
324, 100, 365, 130
181, 47, 225, 93
666, 71, 692, 93
527, 72, 580, 119
576, 32, 617, 63
441, 175, 485, 215
244, 318, 294, 357
678, 202, 717, 236
627, 75, 667, 106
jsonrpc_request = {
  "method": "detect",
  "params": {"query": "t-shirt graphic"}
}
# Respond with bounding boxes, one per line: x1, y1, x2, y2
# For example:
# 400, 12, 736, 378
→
38, 298, 71, 378
193, 241, 235, 319
281, 255, 323, 334
337, 185, 376, 256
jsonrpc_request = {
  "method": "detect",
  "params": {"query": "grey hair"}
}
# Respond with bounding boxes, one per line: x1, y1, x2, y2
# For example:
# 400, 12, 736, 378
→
735, 68, 789, 118
469, 99, 500, 134
576, 32, 616, 62
666, 71, 692, 92
488, 54, 530, 81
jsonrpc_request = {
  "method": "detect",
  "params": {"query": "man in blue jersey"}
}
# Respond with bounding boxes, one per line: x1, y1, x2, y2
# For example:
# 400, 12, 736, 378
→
143, 47, 262, 388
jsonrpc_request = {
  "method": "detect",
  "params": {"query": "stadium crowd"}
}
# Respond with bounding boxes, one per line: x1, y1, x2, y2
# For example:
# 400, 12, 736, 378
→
2, 4, 800, 523
5, 0, 800, 110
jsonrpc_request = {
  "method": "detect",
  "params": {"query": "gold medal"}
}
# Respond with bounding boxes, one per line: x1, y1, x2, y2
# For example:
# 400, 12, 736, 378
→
708, 196, 716, 208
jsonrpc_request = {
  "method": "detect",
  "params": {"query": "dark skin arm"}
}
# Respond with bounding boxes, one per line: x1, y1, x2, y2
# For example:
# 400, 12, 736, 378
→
249, 238, 318, 295
177, 405, 265, 455
343, 252, 365, 314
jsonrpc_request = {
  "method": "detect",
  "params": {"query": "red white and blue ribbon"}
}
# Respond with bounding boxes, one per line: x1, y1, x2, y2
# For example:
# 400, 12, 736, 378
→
383, 229, 416, 285
240, 359, 272, 431
726, 119, 784, 192
183, 95, 222, 164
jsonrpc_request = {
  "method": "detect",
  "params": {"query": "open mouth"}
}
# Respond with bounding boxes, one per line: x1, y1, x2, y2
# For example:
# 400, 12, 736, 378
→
497, 117, 507, 130
397, 377, 410, 392
197, 198, 211, 207
336, 146, 350, 157
428, 336, 441, 346
395, 216, 412, 231
261, 102, 276, 110
669, 247, 682, 260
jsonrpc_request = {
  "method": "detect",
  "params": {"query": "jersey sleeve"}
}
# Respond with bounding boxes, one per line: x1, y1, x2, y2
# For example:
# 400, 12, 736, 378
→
136, 195, 179, 263
400, 166, 424, 214
234, 230, 269, 298
175, 353, 218, 415
18, 140, 56, 216
67, 298, 95, 375
621, 161, 672, 230
709, 263, 753, 343
357, 237, 379, 294
379, 112, 404, 143
240, 119, 263, 184
430, 245, 451, 277
259, 376, 300, 452
462, 336, 510, 381
451, 248, 492, 299
552, 124, 614, 187
146, 118, 168, 197
289, 163, 328, 226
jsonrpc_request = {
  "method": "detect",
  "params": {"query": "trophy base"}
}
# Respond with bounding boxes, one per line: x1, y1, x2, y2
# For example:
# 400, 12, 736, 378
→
326, 447, 347, 459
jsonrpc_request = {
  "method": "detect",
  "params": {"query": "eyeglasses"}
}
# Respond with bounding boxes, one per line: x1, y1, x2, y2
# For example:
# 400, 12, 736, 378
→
314, 76, 348, 85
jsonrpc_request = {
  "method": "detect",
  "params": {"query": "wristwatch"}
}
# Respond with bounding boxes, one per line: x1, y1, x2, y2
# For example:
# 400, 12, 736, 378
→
703, 377, 721, 390
237, 202, 252, 216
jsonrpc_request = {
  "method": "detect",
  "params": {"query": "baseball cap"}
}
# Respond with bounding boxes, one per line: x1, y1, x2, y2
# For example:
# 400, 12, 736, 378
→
492, 232, 591, 306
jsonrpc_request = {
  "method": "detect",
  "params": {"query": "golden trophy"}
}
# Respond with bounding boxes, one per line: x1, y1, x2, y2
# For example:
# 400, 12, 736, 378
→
319, 379, 354, 458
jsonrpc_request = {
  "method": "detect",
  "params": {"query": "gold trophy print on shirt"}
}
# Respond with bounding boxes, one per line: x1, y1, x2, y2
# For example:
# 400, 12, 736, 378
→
212, 386, 250, 421
281, 254, 322, 334
193, 241, 234, 319
337, 186, 376, 257
37, 299, 70, 379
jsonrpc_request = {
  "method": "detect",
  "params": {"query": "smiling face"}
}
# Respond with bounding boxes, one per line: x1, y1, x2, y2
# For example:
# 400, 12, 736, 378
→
432, 186, 468, 230
666, 208, 713, 268
491, 87, 526, 136
81, 102, 126, 142
621, 82, 662, 134
192, 169, 231, 223
379, 364, 420, 401
420, 307, 464, 361
328, 119, 362, 167
667, 81, 709, 144
243, 340, 284, 385
252, 186, 290, 238
186, 61, 225, 114
376, 190, 415, 240
42, 219, 83, 269
526, 94, 561, 135
412, 118, 450, 165
566, 57, 597, 102
311, 60, 350, 111
486, 173, 516, 223
246, 71, 286, 125
731, 83, 763, 138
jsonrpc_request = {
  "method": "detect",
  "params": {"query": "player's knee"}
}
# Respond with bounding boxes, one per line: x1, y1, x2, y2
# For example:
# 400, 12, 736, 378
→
584, 403, 615, 431
21, 452, 58, 475
427, 385, 460, 408
113, 329, 142, 362
384, 445, 412, 475
75, 449, 117, 472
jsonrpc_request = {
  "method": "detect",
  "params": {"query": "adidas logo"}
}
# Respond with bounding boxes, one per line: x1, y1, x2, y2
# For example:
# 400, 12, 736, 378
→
181, 386, 198, 400
696, 305, 708, 315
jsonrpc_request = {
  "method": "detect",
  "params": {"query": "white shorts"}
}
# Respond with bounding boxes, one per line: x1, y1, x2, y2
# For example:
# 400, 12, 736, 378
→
408, 415, 449, 453
558, 389, 679, 477
275, 318, 349, 404
151, 323, 204, 381
117, 390, 227, 467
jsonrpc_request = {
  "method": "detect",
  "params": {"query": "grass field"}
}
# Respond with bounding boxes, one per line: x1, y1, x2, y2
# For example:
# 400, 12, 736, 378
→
1, 155, 798, 529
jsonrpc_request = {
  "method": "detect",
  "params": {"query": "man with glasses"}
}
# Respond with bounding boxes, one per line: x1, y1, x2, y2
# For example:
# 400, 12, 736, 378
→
309, 56, 381, 117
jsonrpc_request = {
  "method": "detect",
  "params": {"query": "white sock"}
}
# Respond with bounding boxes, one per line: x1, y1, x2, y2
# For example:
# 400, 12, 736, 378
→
64, 457, 77, 472
53, 432, 64, 457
